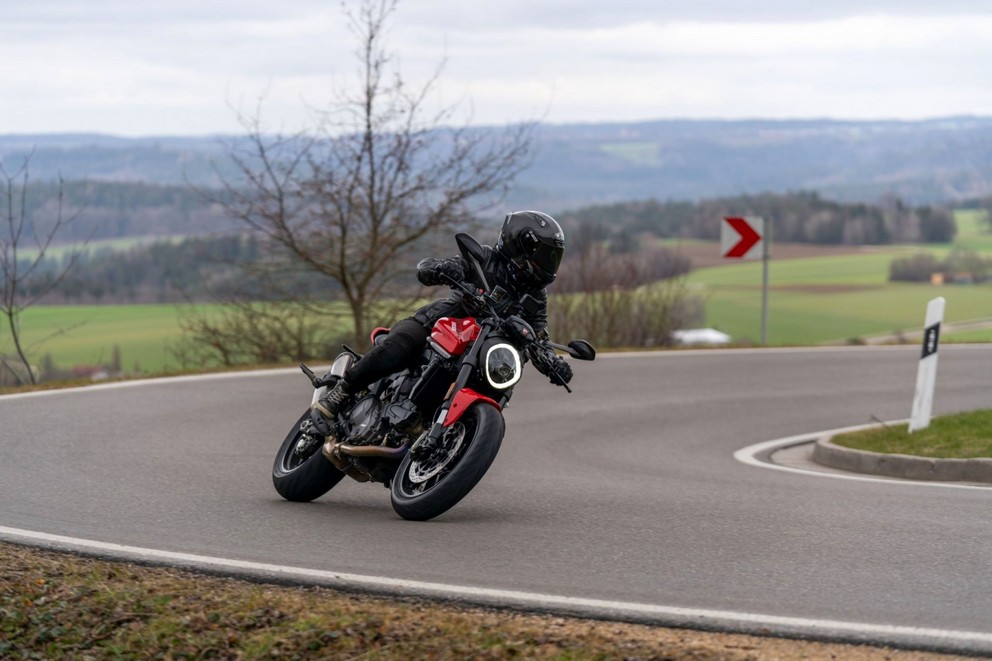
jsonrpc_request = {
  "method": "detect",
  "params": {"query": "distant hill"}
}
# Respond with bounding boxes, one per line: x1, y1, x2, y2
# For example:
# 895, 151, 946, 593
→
3, 117, 992, 209
509, 117, 992, 208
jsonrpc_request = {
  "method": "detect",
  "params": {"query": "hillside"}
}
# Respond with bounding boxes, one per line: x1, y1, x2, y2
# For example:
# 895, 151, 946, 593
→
4, 117, 992, 210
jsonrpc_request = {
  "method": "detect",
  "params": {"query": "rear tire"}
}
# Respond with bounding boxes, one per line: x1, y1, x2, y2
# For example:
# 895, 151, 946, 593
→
390, 403, 504, 521
272, 411, 346, 502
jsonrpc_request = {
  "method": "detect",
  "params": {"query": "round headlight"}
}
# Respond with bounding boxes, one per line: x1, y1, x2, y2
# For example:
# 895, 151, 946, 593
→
485, 343, 522, 389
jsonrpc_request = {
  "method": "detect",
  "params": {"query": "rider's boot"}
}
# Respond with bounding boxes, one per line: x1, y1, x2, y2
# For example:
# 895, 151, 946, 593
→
309, 378, 351, 436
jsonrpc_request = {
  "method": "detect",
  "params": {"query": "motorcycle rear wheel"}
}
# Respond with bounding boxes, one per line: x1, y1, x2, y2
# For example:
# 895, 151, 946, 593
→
390, 403, 504, 521
272, 411, 346, 502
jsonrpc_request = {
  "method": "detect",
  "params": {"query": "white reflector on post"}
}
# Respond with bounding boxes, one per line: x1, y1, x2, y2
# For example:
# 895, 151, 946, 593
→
909, 296, 945, 433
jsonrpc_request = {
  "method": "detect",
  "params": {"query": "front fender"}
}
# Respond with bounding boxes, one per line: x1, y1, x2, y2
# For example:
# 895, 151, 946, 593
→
443, 387, 501, 427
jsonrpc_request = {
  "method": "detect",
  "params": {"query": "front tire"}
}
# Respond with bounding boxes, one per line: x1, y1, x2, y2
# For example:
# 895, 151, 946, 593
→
390, 403, 504, 521
272, 411, 346, 502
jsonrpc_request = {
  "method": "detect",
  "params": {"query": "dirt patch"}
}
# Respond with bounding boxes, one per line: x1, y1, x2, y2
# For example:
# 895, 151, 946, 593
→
0, 542, 970, 660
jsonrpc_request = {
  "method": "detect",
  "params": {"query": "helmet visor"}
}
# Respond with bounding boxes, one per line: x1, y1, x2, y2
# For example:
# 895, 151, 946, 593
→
530, 240, 564, 276
517, 229, 564, 281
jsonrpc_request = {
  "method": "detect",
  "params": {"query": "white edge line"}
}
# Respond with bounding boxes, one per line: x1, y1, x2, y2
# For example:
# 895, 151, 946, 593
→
1, 524, 991, 653
0, 345, 960, 402
5, 344, 986, 401
0, 367, 304, 400
734, 423, 992, 491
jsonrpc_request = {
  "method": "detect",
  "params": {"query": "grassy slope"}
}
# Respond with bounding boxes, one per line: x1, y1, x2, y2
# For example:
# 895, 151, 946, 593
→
0, 543, 966, 660
832, 409, 992, 459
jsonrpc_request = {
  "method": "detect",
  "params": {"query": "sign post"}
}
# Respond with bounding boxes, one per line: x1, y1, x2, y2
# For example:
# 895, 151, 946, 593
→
909, 296, 945, 432
722, 216, 770, 344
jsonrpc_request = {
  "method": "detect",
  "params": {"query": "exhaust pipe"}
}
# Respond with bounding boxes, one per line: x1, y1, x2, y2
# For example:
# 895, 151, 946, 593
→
322, 439, 370, 482
322, 440, 407, 482
336, 442, 407, 459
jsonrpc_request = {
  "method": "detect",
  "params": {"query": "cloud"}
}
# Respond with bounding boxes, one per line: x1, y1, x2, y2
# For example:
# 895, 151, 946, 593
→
2, 1, 992, 135
398, 0, 992, 28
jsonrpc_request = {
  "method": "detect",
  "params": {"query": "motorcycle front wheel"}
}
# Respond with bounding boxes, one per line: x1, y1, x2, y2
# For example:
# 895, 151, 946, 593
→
272, 411, 346, 502
390, 403, 505, 521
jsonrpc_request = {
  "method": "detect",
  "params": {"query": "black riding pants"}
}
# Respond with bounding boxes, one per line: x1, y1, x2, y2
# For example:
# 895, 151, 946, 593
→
343, 298, 467, 390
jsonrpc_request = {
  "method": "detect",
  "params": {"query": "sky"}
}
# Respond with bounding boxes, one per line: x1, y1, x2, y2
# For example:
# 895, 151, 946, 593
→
4, 0, 992, 137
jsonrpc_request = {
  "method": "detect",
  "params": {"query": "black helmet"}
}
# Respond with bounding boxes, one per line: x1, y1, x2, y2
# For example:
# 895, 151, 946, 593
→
495, 210, 565, 288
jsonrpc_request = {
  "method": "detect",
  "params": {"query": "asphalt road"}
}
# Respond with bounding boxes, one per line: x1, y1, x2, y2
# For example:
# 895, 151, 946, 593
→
2, 345, 992, 653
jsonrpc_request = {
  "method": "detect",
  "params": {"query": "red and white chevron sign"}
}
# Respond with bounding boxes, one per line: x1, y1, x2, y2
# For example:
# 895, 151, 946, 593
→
721, 216, 764, 259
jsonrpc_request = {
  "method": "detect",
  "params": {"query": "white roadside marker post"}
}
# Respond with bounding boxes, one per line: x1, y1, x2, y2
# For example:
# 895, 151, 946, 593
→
909, 296, 945, 433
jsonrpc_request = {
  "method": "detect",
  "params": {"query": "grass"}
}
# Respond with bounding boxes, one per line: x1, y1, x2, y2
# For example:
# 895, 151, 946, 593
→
685, 212, 992, 345
692, 280, 992, 345
0, 542, 961, 660
832, 409, 992, 459
952, 209, 992, 252
944, 328, 992, 343
3, 304, 219, 374
3, 300, 407, 377
5, 210, 990, 375
18, 234, 188, 262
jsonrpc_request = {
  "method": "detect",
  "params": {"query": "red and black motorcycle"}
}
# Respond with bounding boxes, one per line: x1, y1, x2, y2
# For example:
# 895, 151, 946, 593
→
272, 233, 595, 521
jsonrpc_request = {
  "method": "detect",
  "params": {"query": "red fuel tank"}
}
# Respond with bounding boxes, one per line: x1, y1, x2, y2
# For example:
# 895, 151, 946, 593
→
430, 317, 481, 356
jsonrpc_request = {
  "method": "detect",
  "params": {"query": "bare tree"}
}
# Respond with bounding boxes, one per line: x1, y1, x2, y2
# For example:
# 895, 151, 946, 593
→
206, 0, 533, 352
0, 157, 85, 385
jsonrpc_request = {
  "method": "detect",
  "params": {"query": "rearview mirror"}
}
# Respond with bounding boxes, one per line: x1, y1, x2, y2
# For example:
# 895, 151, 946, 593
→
455, 232, 486, 264
455, 232, 489, 291
567, 340, 596, 361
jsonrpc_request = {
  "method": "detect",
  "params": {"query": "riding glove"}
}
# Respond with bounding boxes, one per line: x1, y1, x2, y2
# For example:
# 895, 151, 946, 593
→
527, 344, 573, 386
417, 257, 466, 287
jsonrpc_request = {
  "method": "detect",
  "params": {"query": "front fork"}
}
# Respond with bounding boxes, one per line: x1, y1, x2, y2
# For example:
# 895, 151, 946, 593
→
419, 323, 501, 449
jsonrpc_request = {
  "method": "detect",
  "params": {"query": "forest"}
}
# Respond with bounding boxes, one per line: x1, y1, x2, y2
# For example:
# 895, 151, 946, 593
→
13, 184, 959, 305
556, 191, 956, 253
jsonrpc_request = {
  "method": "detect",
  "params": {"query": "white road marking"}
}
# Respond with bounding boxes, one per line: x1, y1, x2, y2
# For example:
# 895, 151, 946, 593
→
2, 524, 991, 652
734, 425, 992, 491
0, 367, 303, 400
2, 344, 986, 402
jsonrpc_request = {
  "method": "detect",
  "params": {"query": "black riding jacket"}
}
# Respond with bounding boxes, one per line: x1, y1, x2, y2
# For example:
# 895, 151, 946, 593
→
413, 246, 549, 335
342, 245, 564, 391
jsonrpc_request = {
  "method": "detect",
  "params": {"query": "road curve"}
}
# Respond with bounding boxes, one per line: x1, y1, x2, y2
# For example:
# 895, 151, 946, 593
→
2, 345, 991, 654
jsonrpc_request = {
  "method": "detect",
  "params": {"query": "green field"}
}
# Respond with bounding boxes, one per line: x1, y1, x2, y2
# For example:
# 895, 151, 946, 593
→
4, 210, 990, 377
954, 209, 992, 252
2, 304, 210, 375
686, 210, 992, 345
19, 234, 186, 263
3, 300, 415, 377
5, 302, 369, 377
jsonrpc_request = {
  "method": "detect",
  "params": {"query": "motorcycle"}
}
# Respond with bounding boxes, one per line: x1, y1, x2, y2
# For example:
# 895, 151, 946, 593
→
271, 232, 596, 521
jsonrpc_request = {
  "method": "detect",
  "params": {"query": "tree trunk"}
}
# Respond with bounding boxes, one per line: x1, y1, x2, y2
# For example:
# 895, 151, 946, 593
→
4, 310, 34, 385
349, 296, 368, 347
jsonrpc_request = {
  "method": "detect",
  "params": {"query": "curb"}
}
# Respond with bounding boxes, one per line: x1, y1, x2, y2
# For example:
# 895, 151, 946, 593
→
813, 435, 992, 483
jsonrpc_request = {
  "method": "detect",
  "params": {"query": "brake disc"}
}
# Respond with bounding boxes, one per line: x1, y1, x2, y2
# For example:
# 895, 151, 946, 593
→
408, 423, 467, 484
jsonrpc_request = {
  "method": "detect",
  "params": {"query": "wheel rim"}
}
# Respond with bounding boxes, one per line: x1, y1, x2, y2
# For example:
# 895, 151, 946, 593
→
400, 420, 472, 496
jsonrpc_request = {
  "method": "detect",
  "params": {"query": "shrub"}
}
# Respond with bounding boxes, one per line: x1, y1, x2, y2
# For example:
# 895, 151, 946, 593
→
889, 253, 940, 282
548, 244, 700, 347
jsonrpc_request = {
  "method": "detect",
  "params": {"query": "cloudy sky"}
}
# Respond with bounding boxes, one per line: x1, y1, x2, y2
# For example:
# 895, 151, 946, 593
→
4, 0, 992, 136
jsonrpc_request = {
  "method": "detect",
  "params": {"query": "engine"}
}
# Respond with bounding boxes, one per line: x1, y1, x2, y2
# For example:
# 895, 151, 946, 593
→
343, 395, 384, 445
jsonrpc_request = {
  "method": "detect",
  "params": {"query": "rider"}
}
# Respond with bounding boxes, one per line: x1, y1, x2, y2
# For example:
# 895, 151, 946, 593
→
309, 210, 573, 441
